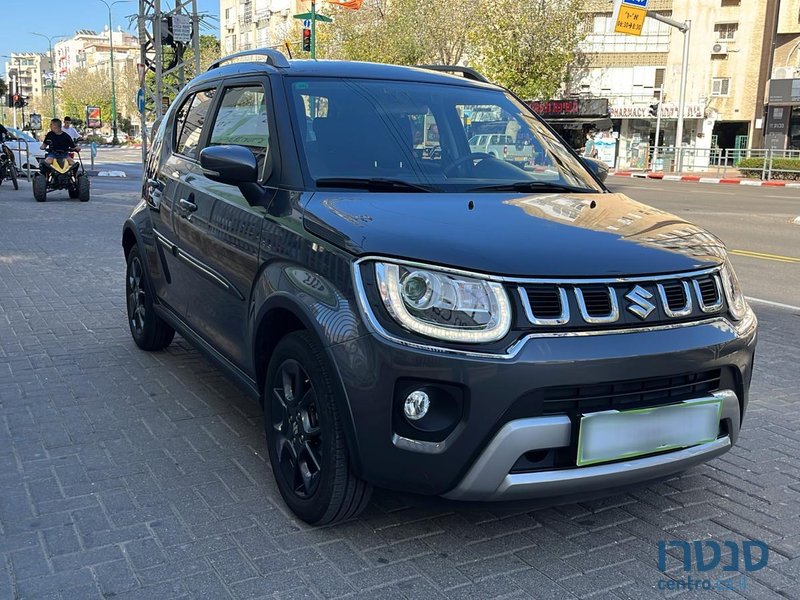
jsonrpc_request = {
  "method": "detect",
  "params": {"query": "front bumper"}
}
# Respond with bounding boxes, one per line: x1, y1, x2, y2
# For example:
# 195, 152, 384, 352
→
444, 390, 738, 501
329, 310, 757, 499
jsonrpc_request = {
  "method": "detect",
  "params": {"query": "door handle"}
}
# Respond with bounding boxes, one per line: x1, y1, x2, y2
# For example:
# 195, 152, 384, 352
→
178, 197, 197, 214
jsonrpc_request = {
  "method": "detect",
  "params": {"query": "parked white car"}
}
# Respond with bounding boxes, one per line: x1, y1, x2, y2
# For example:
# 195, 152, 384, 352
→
4, 127, 45, 175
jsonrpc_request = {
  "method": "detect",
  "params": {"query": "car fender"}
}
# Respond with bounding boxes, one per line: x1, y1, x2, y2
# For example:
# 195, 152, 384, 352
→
251, 264, 367, 474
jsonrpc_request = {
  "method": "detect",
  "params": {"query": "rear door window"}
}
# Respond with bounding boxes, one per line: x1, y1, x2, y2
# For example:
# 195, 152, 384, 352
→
175, 89, 216, 160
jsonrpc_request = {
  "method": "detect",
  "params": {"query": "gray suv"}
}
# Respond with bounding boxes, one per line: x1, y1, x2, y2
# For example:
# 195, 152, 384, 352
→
122, 50, 757, 525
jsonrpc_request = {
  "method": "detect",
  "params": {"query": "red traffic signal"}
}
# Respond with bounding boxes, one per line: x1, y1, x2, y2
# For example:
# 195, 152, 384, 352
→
302, 28, 311, 52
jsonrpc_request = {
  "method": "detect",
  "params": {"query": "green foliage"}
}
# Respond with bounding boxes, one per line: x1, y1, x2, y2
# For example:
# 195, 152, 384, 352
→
60, 68, 114, 127
316, 0, 586, 99
0, 76, 7, 99
736, 157, 800, 181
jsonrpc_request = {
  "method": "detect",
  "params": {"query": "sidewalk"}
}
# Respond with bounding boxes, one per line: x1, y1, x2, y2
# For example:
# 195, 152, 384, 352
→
610, 169, 800, 188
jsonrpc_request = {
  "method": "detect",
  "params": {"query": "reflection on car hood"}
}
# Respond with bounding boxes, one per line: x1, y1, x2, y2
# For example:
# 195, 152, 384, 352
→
303, 192, 727, 278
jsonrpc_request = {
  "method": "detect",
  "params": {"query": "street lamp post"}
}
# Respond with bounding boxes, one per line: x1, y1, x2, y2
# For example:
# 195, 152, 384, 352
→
29, 33, 66, 120
98, 0, 129, 145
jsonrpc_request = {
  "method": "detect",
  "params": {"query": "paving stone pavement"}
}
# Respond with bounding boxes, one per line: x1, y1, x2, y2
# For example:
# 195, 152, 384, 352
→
1, 177, 799, 600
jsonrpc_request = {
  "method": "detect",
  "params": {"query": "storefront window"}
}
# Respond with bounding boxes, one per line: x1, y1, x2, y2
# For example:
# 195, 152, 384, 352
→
790, 108, 800, 151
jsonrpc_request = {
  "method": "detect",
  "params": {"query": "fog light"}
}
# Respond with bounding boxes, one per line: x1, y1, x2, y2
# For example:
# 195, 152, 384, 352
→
404, 390, 430, 421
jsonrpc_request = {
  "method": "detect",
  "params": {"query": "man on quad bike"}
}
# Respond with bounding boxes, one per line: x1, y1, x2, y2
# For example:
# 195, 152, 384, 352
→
33, 118, 90, 202
43, 118, 78, 166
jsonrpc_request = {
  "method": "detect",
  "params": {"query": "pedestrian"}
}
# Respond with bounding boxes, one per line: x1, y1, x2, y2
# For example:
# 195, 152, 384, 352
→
42, 118, 78, 166
62, 117, 80, 141
583, 131, 598, 159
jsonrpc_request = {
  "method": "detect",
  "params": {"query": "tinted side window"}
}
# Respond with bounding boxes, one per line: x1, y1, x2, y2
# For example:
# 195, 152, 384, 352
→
209, 86, 269, 150
176, 89, 215, 160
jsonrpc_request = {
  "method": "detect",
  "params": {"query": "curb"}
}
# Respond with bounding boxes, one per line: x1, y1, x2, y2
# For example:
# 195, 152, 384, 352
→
610, 171, 800, 188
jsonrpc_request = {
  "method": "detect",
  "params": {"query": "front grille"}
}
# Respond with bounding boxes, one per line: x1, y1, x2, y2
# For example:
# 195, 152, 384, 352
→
516, 268, 726, 332
580, 286, 614, 316
661, 280, 688, 311
696, 275, 720, 306
541, 369, 722, 415
524, 285, 563, 319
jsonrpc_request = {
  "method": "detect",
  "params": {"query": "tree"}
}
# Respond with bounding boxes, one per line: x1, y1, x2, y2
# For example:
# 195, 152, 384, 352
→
468, 0, 587, 99
0, 76, 6, 99
59, 68, 113, 130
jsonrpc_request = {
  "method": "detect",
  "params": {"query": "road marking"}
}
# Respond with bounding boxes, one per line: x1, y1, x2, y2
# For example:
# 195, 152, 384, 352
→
746, 297, 800, 312
730, 249, 800, 264
691, 190, 735, 195
793, 217, 800, 226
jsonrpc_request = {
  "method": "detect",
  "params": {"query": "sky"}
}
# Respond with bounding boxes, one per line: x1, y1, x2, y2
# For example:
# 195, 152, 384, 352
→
1, 0, 220, 75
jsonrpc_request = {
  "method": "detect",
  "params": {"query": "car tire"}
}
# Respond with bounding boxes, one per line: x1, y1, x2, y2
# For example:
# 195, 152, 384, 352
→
126, 246, 175, 351
32, 174, 46, 202
264, 331, 372, 525
78, 175, 90, 202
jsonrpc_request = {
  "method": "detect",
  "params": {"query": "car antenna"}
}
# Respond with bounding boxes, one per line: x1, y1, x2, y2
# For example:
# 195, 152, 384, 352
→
284, 42, 293, 60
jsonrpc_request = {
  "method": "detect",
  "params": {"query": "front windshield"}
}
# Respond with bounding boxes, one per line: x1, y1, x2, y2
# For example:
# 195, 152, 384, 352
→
8, 128, 35, 142
289, 78, 602, 193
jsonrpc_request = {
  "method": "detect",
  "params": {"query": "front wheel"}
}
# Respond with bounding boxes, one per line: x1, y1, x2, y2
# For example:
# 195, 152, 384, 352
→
126, 246, 175, 351
32, 174, 46, 202
78, 175, 90, 202
264, 331, 371, 525
9, 163, 18, 190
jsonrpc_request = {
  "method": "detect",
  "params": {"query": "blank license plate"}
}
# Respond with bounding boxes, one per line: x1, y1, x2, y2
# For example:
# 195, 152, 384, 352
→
576, 399, 722, 467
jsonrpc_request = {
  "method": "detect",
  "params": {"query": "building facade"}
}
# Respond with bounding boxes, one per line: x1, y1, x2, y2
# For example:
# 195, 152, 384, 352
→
564, 0, 775, 169
764, 0, 800, 150
220, 0, 304, 54
54, 28, 139, 83
3, 53, 52, 100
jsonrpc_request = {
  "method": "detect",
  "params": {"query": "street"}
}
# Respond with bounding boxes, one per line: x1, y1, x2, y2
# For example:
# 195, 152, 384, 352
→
1, 148, 799, 600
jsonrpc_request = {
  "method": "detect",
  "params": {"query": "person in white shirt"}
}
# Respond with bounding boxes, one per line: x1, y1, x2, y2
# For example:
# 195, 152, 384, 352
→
62, 117, 80, 141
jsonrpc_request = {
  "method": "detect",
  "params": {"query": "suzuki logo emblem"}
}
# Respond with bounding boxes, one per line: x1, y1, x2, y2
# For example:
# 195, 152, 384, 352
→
625, 285, 656, 320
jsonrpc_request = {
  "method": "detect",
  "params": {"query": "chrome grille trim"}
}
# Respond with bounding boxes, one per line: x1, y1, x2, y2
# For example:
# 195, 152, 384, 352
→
574, 287, 620, 324
693, 275, 724, 313
518, 287, 570, 326
516, 268, 724, 328
657, 280, 693, 318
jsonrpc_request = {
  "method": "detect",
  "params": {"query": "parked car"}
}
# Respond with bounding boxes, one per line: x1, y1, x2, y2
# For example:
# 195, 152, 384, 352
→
103, 131, 129, 144
122, 52, 757, 525
469, 133, 535, 166
4, 127, 45, 174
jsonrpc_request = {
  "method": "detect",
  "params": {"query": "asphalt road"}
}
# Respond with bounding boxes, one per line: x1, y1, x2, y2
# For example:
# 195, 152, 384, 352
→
607, 177, 800, 309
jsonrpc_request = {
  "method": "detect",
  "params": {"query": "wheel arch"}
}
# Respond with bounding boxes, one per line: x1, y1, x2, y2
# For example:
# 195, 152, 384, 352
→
253, 293, 363, 474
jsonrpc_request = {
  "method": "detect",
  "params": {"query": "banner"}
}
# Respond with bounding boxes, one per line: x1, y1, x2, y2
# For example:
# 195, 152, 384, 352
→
86, 106, 102, 129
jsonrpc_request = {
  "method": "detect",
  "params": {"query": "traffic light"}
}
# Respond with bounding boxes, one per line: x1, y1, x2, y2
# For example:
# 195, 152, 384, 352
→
11, 94, 21, 108
649, 103, 660, 117
5, 94, 12, 108
302, 28, 311, 52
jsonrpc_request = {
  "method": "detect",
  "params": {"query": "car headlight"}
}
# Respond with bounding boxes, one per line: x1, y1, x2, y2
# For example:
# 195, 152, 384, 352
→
373, 261, 512, 343
721, 259, 747, 321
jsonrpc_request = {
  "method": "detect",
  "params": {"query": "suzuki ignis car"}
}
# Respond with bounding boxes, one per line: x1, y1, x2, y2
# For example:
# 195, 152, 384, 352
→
122, 50, 757, 525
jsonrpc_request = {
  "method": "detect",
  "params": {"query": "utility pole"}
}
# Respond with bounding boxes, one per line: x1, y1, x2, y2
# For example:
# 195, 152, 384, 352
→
646, 11, 690, 172
651, 86, 664, 171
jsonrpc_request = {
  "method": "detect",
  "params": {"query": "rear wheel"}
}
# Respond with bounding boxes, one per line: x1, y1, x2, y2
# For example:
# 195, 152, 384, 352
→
126, 246, 175, 351
32, 174, 46, 202
9, 164, 18, 190
264, 331, 371, 525
77, 175, 90, 202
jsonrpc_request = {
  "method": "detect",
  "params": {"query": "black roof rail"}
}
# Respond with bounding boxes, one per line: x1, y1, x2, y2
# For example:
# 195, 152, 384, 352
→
208, 48, 291, 71
415, 65, 490, 84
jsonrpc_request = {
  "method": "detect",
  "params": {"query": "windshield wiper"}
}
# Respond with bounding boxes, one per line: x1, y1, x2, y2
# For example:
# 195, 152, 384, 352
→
467, 181, 594, 194
315, 177, 435, 193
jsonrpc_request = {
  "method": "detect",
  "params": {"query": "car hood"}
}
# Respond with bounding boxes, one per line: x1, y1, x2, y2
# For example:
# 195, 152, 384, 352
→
302, 192, 727, 277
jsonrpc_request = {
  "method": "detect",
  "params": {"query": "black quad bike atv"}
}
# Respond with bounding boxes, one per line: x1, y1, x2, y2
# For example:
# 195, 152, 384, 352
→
33, 150, 90, 202
0, 142, 19, 191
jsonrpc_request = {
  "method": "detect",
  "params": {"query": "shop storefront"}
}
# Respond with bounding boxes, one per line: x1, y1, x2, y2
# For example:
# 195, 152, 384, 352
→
765, 79, 800, 150
528, 98, 611, 151
609, 103, 712, 170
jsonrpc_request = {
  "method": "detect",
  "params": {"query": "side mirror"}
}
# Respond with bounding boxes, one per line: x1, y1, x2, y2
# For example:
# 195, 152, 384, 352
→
581, 156, 609, 184
200, 145, 259, 185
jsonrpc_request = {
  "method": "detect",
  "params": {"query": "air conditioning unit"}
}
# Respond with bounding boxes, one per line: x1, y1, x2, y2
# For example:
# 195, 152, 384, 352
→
772, 66, 800, 80
712, 43, 729, 55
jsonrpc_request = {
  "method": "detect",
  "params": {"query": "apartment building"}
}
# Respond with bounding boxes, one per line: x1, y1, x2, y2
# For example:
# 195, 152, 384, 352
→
220, 0, 304, 54
53, 27, 139, 83
764, 0, 800, 149
3, 53, 52, 100
553, 0, 775, 168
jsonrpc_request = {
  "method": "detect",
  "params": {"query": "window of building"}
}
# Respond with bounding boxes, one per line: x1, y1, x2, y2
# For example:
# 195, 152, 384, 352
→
714, 22, 738, 40
225, 35, 236, 53
720, 0, 740, 6
712, 78, 731, 97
